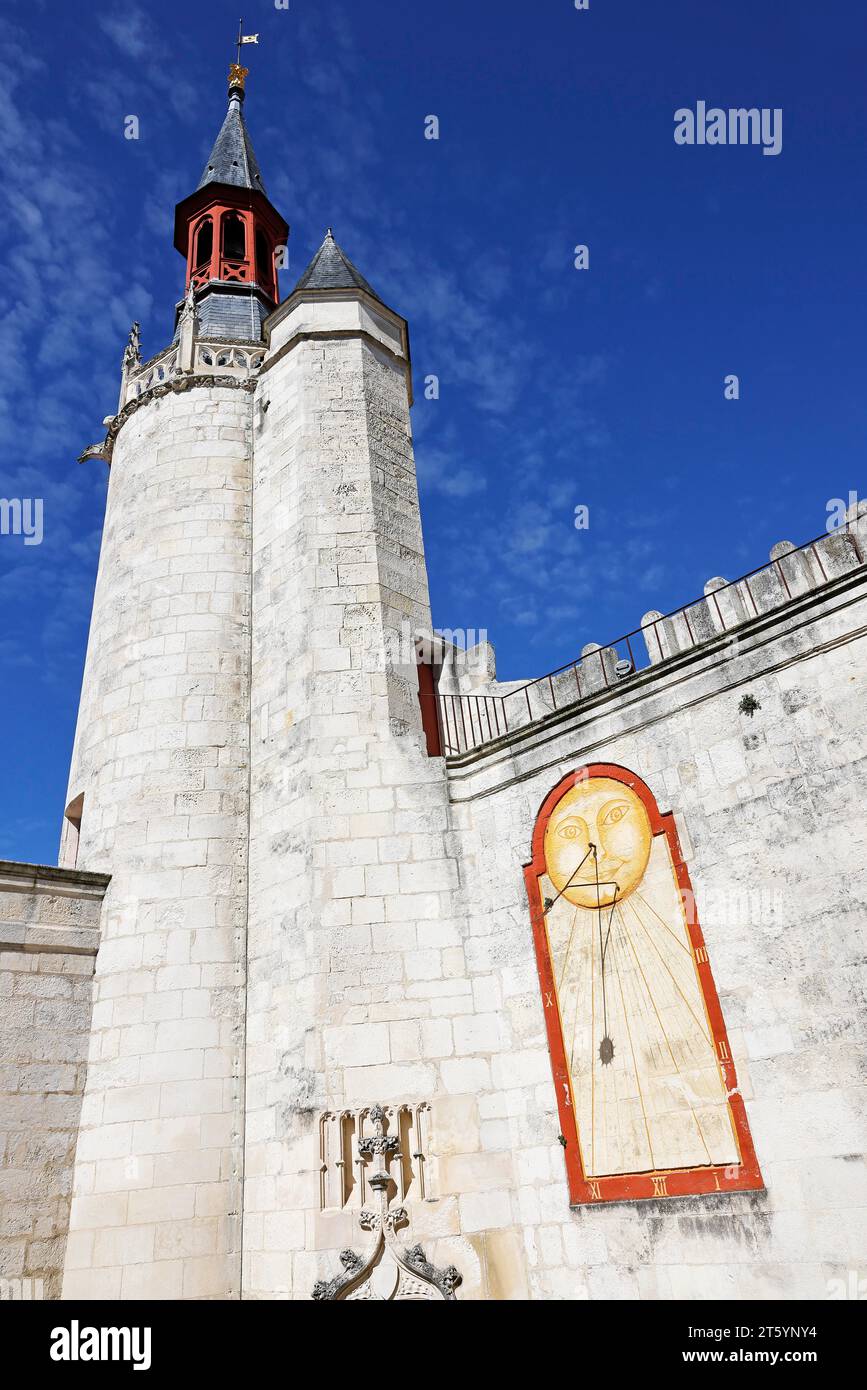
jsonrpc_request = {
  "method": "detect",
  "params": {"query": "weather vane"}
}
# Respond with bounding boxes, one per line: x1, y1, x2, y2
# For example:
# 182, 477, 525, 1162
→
229, 16, 259, 90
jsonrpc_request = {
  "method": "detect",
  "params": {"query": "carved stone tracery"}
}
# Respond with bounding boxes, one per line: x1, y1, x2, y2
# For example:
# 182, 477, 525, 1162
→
312, 1105, 460, 1302
319, 1100, 432, 1211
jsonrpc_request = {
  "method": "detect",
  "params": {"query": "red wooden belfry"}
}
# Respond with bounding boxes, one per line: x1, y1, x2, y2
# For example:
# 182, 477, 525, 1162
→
172, 67, 288, 334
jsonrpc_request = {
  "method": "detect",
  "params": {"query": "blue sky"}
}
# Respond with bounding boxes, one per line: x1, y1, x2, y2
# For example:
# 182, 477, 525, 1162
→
2, 0, 865, 864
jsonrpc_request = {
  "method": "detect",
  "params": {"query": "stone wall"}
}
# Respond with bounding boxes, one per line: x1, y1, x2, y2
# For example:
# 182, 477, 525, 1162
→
436, 565, 867, 1298
0, 862, 109, 1299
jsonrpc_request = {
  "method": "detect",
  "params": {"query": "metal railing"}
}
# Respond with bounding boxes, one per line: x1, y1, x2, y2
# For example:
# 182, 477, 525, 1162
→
436, 524, 866, 757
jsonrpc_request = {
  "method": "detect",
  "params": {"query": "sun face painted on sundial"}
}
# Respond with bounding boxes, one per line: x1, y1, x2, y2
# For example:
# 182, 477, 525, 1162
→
543, 777, 652, 909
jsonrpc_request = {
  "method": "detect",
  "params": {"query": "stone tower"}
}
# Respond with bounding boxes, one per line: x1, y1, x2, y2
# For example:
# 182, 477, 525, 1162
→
59, 69, 457, 1300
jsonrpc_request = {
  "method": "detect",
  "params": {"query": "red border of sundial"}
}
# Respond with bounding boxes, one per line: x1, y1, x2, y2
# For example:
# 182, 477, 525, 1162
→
524, 763, 764, 1206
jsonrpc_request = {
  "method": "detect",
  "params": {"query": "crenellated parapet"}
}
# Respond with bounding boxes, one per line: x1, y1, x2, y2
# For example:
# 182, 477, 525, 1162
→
435, 506, 867, 755
640, 510, 866, 668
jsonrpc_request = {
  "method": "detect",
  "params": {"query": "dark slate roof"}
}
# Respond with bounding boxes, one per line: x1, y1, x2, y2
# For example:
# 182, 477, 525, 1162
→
293, 230, 382, 301
198, 92, 267, 194
172, 289, 271, 344
196, 289, 271, 341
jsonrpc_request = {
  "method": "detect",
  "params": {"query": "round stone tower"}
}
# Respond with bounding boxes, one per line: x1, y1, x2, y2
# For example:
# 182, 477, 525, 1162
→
61, 70, 286, 1301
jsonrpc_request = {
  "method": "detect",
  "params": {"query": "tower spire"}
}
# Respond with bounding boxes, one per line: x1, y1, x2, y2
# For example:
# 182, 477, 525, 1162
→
173, 65, 288, 342
197, 82, 266, 193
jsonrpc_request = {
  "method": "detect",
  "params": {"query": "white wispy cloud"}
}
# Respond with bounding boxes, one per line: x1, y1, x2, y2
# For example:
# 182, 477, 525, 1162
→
0, 28, 138, 697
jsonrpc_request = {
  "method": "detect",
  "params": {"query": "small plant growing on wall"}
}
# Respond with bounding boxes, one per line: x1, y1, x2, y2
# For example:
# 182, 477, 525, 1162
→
739, 694, 761, 717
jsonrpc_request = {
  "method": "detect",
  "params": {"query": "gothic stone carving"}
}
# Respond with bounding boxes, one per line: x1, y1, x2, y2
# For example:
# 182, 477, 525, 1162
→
319, 1100, 432, 1210
312, 1106, 460, 1302
122, 321, 142, 370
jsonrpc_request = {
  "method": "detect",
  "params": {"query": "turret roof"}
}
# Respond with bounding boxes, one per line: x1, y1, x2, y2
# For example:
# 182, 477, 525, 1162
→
293, 230, 382, 302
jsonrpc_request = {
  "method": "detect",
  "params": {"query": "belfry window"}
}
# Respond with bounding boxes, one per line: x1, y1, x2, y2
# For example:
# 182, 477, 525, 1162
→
222, 212, 246, 261
194, 218, 213, 269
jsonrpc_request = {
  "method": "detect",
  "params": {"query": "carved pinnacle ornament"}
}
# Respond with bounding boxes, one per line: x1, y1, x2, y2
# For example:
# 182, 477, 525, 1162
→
122, 322, 142, 370
180, 281, 198, 324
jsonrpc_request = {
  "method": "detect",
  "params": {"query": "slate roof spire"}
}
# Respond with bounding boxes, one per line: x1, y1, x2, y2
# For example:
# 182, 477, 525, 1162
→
293, 229, 383, 302
198, 73, 267, 195
174, 67, 288, 343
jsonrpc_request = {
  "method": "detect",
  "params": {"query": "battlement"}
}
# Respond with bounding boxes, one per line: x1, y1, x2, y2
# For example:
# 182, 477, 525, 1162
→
435, 505, 867, 756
